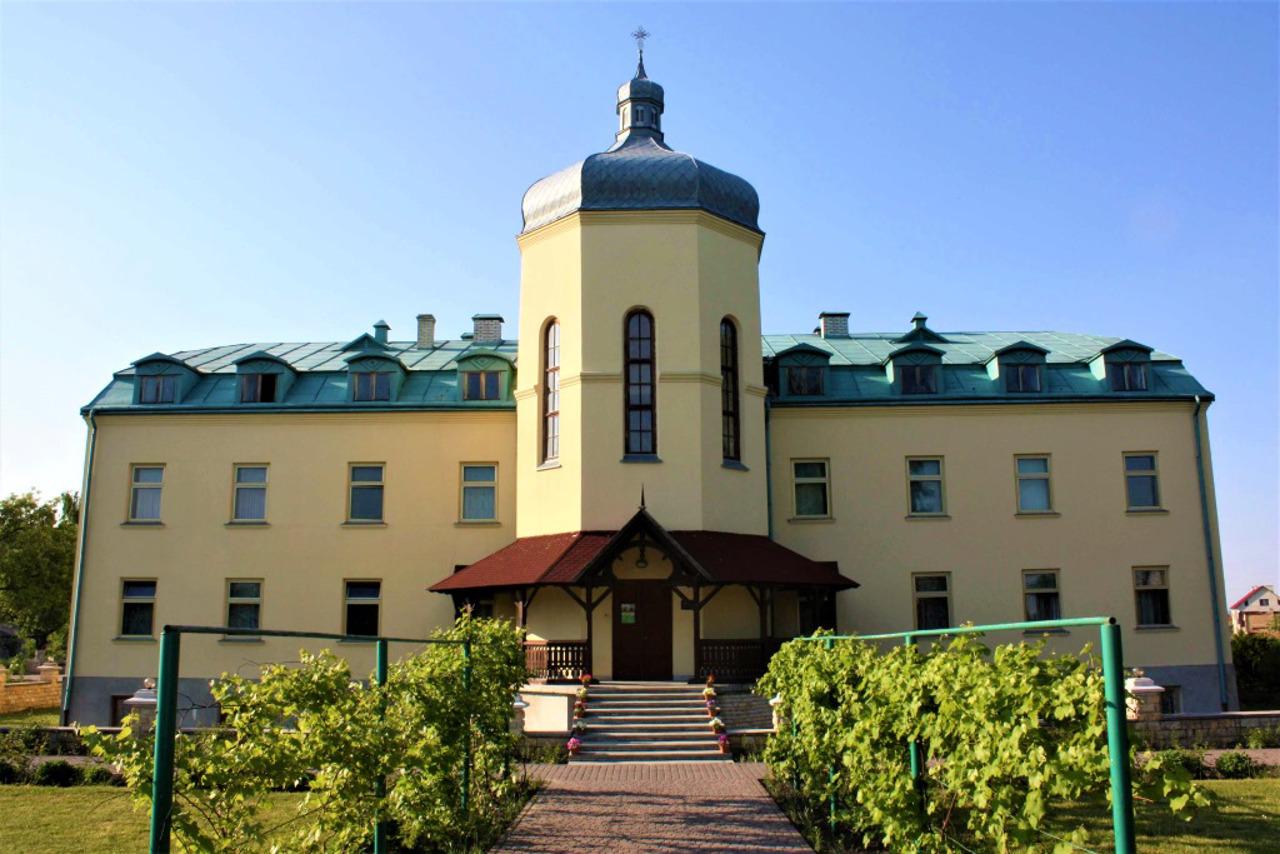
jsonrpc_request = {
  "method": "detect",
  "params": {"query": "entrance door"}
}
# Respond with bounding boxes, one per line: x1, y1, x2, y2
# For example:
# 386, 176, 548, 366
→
612, 580, 672, 680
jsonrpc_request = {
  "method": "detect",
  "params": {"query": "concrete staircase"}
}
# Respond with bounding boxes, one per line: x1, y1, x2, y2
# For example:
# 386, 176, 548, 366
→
572, 681, 729, 763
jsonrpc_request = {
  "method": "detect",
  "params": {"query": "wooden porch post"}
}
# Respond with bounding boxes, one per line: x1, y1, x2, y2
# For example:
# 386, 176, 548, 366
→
692, 584, 702, 682
584, 586, 594, 676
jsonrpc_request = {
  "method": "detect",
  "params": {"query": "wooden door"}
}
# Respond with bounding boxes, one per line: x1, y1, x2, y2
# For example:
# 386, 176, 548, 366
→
612, 580, 672, 680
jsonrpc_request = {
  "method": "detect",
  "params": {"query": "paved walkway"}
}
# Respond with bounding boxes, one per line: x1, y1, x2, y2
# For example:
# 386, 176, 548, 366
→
496, 762, 811, 853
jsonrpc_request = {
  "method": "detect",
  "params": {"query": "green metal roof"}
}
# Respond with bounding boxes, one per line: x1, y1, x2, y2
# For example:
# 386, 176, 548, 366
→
83, 328, 1211, 415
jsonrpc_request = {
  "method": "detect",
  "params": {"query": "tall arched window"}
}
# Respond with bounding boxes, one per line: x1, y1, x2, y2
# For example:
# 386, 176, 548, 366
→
720, 318, 740, 461
543, 320, 560, 463
624, 310, 656, 456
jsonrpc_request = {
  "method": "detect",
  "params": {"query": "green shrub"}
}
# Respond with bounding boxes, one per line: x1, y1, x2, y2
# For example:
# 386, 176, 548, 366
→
1245, 726, 1280, 749
1160, 747, 1207, 779
0, 760, 28, 784
1215, 751, 1257, 780
85, 613, 529, 853
1232, 633, 1280, 709
759, 632, 1208, 853
82, 765, 118, 786
32, 759, 83, 787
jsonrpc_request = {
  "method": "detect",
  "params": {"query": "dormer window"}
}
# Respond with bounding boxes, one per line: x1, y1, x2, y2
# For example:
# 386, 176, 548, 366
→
353, 372, 391, 401
787, 367, 825, 396
1110, 362, 1148, 391
901, 364, 937, 395
463, 371, 500, 401
139, 375, 175, 404
240, 373, 278, 403
1005, 364, 1041, 393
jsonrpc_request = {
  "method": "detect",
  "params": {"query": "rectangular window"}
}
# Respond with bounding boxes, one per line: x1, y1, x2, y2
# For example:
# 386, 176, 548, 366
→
1134, 567, 1172, 626
460, 464, 497, 521
1022, 570, 1061, 622
1110, 362, 1148, 391
1159, 685, 1182, 715
1124, 453, 1161, 509
348, 464, 385, 522
463, 371, 500, 401
129, 465, 164, 521
120, 580, 156, 637
901, 364, 938, 395
907, 457, 945, 515
1005, 364, 1041, 393
1015, 455, 1053, 513
139, 375, 176, 404
344, 580, 381, 636
792, 460, 830, 518
232, 465, 268, 521
787, 367, 825, 396
353, 372, 391, 401
239, 373, 278, 403
226, 580, 262, 631
913, 574, 950, 630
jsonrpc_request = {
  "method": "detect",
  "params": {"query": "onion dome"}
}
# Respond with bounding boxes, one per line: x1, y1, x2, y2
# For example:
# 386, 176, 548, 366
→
521, 57, 760, 234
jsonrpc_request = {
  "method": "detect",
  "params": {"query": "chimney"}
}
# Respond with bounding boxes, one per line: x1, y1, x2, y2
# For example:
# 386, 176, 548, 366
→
472, 314, 504, 345
818, 312, 850, 339
416, 314, 436, 348
373, 319, 390, 344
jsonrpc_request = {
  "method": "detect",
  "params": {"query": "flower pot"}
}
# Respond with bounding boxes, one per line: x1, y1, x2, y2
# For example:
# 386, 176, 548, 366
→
718, 744, 728, 754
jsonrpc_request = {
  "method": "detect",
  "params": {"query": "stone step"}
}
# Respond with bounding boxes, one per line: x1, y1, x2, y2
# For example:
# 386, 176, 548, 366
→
583, 722, 713, 734
572, 749, 731, 763
583, 732, 716, 743
588, 706, 714, 716
581, 739, 721, 750
587, 693, 708, 702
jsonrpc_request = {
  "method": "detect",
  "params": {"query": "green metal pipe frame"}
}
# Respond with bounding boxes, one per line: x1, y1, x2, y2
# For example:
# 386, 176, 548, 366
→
793, 616, 1137, 854
374, 639, 389, 854
60, 412, 98, 726
148, 625, 470, 854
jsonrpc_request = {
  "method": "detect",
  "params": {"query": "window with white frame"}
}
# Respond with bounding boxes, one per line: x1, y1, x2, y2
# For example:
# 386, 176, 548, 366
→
129, 465, 164, 521
226, 580, 262, 631
913, 574, 950, 630
348, 464, 385, 522
1124, 453, 1161, 509
344, 580, 381, 636
1022, 570, 1061, 622
792, 460, 830, 518
232, 465, 268, 521
1015, 455, 1053, 513
460, 464, 497, 521
120, 580, 156, 637
907, 457, 945, 515
1134, 567, 1172, 626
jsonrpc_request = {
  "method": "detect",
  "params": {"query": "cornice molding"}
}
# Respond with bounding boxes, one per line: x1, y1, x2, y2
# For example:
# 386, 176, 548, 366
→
769, 400, 1201, 420
91, 410, 517, 427
516, 209, 765, 253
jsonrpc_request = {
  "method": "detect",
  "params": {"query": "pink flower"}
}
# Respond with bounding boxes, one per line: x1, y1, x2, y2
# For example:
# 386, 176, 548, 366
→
567, 737, 581, 751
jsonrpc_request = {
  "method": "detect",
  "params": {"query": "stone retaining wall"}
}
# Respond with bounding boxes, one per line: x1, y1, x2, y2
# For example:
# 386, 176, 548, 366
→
717, 686, 772, 730
1133, 711, 1280, 749
0, 665, 62, 715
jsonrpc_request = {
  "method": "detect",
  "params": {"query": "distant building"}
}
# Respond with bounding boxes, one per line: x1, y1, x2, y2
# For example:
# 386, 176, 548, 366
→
63, 54, 1237, 725
1230, 585, 1280, 634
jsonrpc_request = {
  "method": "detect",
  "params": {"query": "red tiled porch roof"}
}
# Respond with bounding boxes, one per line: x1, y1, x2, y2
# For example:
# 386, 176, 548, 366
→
429, 532, 614, 592
429, 521, 856, 593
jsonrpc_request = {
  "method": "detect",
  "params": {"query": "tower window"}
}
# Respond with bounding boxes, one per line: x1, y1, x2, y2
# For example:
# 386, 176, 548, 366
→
543, 320, 560, 463
624, 310, 656, 456
720, 318, 741, 461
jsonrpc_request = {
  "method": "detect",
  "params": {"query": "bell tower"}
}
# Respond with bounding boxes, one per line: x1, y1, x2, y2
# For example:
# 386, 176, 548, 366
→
515, 45, 768, 538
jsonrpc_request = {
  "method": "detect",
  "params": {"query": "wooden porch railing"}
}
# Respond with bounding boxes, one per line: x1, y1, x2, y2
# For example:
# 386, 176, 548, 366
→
696, 638, 784, 683
524, 640, 588, 681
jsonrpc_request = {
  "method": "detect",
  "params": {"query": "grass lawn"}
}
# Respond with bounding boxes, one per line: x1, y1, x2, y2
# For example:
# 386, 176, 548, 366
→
0, 786, 307, 853
1049, 779, 1280, 854
0, 707, 60, 726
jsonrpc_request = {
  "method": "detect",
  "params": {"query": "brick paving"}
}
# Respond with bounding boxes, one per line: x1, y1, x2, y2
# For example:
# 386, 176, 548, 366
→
496, 762, 811, 853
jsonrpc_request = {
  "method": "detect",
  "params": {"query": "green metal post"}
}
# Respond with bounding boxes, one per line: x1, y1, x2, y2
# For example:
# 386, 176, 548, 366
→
1100, 621, 1137, 854
149, 627, 181, 854
462, 640, 472, 815
825, 637, 836, 834
905, 635, 923, 784
373, 639, 389, 854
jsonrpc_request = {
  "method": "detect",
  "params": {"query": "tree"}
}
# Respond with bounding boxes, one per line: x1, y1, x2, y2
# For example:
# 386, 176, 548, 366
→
0, 491, 78, 649
1232, 630, 1280, 710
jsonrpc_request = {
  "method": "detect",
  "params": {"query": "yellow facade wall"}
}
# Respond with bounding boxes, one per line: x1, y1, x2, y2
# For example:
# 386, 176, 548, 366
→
769, 401, 1230, 669
515, 211, 769, 537
73, 411, 517, 680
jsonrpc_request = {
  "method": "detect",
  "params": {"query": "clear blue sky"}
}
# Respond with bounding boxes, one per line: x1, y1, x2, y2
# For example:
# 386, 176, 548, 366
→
2, 3, 1275, 597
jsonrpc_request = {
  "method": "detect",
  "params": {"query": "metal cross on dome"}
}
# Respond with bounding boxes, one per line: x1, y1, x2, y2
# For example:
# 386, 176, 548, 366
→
632, 26, 650, 56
